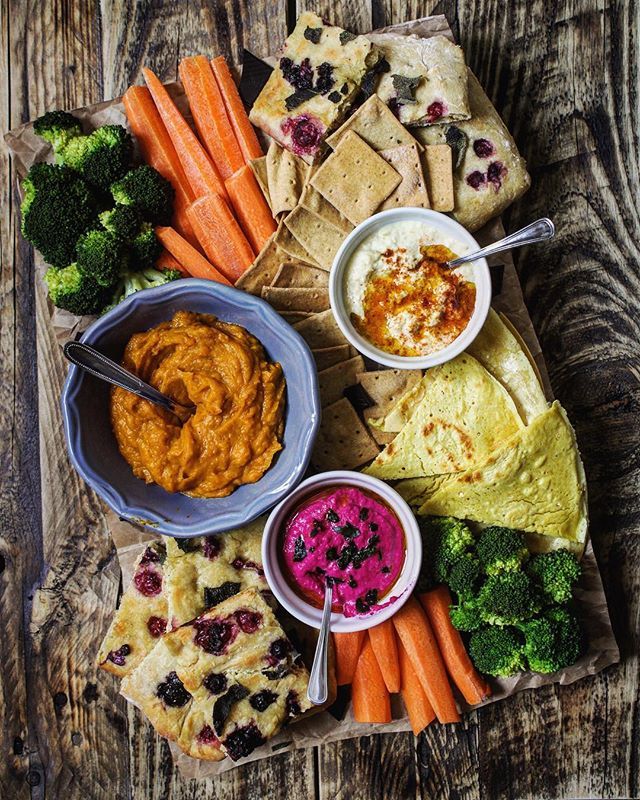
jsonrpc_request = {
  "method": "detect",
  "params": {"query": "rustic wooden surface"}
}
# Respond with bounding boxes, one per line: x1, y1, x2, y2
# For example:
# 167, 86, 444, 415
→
1, 0, 638, 798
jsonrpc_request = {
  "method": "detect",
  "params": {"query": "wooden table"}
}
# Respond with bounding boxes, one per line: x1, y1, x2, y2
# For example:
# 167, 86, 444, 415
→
2, 1, 638, 798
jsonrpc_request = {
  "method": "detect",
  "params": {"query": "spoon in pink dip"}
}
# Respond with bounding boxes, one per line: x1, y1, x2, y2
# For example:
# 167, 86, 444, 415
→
307, 581, 334, 705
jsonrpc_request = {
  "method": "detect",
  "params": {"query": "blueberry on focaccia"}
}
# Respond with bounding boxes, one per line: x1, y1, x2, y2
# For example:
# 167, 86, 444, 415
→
249, 11, 381, 163
96, 540, 168, 678
365, 33, 470, 127
121, 589, 310, 761
413, 70, 531, 232
164, 518, 268, 628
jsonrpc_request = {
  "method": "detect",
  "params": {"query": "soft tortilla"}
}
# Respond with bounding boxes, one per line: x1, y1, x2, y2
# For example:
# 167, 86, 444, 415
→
326, 94, 420, 152
364, 353, 524, 480
318, 356, 365, 407
312, 397, 379, 470
417, 402, 588, 546
261, 286, 330, 314
466, 308, 548, 424
272, 262, 329, 289
378, 143, 430, 210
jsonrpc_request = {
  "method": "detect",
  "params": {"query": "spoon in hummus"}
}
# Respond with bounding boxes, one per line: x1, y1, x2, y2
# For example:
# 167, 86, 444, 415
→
63, 340, 195, 424
307, 580, 334, 705
444, 217, 555, 269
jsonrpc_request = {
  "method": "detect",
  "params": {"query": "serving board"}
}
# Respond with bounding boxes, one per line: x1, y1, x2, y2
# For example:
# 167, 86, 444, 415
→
2, 2, 639, 799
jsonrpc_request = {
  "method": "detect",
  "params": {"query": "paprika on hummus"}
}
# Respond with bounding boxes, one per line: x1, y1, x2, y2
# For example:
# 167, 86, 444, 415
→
110, 310, 285, 498
280, 487, 406, 617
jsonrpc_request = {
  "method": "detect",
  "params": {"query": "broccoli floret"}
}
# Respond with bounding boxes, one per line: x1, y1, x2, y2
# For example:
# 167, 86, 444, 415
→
418, 516, 475, 588
99, 205, 141, 241
33, 110, 82, 153
105, 267, 181, 310
468, 626, 525, 677
527, 549, 581, 604
447, 553, 482, 599
76, 229, 126, 287
518, 606, 583, 673
476, 526, 529, 575
60, 124, 133, 191
477, 571, 541, 626
449, 600, 484, 632
44, 264, 110, 316
21, 163, 98, 268
131, 223, 163, 268
110, 165, 174, 224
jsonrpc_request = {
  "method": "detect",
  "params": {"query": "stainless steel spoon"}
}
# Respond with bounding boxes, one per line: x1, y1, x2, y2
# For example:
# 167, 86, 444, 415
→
307, 582, 334, 706
63, 340, 195, 423
445, 217, 555, 269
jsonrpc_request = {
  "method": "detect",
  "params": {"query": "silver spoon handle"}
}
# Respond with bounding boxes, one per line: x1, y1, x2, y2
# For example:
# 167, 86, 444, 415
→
307, 583, 333, 705
447, 217, 555, 268
63, 340, 187, 417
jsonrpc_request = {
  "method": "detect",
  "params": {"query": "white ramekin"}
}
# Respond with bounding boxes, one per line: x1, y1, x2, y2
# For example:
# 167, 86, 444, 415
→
261, 470, 422, 633
328, 207, 491, 370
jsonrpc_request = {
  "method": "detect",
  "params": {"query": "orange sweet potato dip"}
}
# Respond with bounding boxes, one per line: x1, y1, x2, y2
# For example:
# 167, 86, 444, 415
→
110, 310, 285, 498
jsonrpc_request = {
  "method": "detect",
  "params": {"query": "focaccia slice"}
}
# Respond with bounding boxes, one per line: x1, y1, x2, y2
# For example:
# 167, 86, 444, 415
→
249, 11, 381, 163
413, 71, 531, 231
164, 518, 268, 628
366, 33, 470, 126
96, 540, 168, 677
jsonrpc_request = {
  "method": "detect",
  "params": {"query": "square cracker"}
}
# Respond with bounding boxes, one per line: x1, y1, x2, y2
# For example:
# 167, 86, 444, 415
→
261, 286, 330, 314
266, 141, 309, 216
310, 131, 401, 225
249, 156, 271, 210
378, 144, 431, 210
299, 184, 354, 235
274, 220, 320, 266
312, 345, 351, 370
279, 310, 312, 324
235, 234, 284, 295
311, 397, 380, 470
318, 355, 365, 407
293, 309, 349, 348
284, 206, 346, 269
272, 262, 329, 289
423, 144, 455, 212
326, 94, 420, 152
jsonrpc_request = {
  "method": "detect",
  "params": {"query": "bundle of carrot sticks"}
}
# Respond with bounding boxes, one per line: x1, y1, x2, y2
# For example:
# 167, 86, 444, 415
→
123, 55, 275, 283
335, 586, 492, 732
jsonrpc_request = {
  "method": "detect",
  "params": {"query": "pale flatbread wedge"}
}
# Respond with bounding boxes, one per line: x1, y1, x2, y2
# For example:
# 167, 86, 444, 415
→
417, 402, 588, 546
261, 285, 330, 313
326, 94, 420, 152
318, 355, 365, 406
312, 345, 351, 370
312, 397, 379, 470
272, 261, 329, 289
364, 353, 524, 480
310, 131, 401, 225
235, 234, 285, 295
284, 206, 345, 269
378, 143, 430, 210
357, 369, 423, 437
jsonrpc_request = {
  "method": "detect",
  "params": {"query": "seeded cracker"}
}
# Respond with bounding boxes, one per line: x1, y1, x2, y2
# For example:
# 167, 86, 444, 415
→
284, 205, 346, 269
326, 94, 420, 152
311, 131, 401, 225
378, 143, 430, 209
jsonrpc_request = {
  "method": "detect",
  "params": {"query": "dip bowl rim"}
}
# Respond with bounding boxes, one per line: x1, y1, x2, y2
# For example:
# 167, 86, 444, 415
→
261, 470, 423, 633
328, 207, 492, 370
61, 277, 321, 537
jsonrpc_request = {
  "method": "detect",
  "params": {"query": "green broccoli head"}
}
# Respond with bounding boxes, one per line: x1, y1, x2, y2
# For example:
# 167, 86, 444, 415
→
419, 516, 475, 588
60, 124, 133, 191
99, 205, 141, 241
476, 526, 529, 575
477, 571, 542, 626
110, 165, 175, 225
44, 264, 110, 316
21, 163, 98, 268
526, 549, 581, 604
518, 605, 583, 673
131, 223, 163, 268
468, 626, 525, 677
447, 553, 482, 599
76, 229, 126, 287
33, 110, 82, 153
449, 600, 484, 632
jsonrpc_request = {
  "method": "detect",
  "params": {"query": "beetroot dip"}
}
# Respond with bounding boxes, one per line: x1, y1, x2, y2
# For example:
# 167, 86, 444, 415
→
280, 487, 406, 617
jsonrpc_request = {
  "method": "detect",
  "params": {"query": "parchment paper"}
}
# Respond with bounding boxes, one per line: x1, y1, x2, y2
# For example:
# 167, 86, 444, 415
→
5, 14, 619, 778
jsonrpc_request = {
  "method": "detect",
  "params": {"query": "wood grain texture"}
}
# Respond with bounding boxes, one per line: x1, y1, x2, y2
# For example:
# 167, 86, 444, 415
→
1, 0, 639, 799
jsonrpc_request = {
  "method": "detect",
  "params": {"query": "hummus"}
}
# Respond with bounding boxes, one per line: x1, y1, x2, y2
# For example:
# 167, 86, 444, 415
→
280, 487, 405, 617
343, 220, 476, 357
111, 311, 285, 498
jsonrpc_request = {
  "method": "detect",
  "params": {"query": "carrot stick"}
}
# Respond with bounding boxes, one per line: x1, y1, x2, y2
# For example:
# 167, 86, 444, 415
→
392, 596, 460, 723
419, 587, 492, 706
142, 67, 228, 200
399, 640, 435, 735
352, 639, 391, 724
178, 56, 245, 180
155, 226, 232, 285
224, 165, 276, 254
368, 620, 401, 694
333, 631, 365, 686
156, 249, 188, 275
210, 56, 263, 162
186, 194, 255, 282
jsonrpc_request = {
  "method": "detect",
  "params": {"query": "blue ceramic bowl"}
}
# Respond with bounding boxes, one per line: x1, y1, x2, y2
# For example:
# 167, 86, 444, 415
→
61, 279, 321, 537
